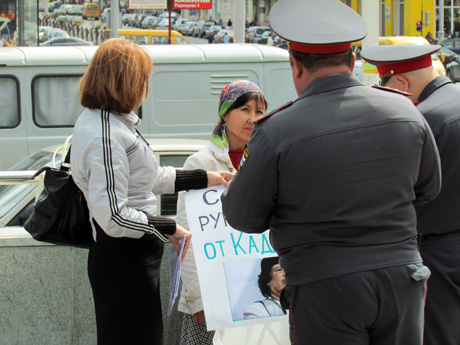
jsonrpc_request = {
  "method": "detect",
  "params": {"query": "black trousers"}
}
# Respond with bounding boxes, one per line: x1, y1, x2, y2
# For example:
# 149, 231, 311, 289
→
421, 237, 460, 345
286, 264, 429, 345
88, 226, 164, 345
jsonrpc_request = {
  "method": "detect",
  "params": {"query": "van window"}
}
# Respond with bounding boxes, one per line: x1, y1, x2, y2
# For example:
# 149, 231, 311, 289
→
175, 37, 188, 45
152, 37, 168, 44
129, 35, 149, 45
256, 28, 269, 35
32, 75, 84, 127
0, 77, 20, 128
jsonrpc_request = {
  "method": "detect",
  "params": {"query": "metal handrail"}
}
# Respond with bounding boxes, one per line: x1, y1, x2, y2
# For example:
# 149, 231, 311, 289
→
0, 171, 39, 185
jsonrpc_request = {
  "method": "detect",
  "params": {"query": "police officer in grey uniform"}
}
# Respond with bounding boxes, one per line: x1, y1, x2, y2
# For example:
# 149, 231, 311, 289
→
361, 44, 460, 345
221, 0, 442, 344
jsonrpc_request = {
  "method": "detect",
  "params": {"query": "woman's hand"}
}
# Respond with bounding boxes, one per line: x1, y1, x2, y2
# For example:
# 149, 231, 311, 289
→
193, 310, 207, 326
167, 224, 192, 263
207, 171, 234, 188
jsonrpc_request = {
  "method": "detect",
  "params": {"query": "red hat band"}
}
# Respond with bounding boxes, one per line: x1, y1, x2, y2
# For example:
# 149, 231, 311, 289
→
376, 55, 433, 78
288, 41, 352, 54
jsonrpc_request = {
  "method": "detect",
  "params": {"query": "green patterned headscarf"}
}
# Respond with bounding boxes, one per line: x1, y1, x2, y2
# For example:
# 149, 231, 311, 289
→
210, 80, 264, 157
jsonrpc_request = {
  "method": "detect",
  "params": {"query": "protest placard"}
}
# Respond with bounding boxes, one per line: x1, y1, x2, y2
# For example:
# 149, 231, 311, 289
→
184, 186, 289, 332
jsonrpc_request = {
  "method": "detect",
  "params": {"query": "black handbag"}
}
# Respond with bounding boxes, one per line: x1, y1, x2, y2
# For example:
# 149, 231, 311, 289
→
24, 145, 93, 249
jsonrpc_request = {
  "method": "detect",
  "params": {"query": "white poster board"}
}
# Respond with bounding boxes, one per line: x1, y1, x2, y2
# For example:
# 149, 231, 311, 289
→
128, 0, 166, 9
184, 186, 289, 332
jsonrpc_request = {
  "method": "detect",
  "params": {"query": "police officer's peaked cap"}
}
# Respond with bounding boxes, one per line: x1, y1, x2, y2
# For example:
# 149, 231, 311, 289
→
269, 0, 367, 54
361, 44, 441, 78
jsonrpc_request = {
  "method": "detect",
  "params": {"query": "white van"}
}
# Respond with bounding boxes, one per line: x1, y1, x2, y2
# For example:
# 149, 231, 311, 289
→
0, 44, 296, 170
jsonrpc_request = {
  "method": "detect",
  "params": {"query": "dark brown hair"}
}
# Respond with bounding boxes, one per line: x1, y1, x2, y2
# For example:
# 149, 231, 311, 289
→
289, 48, 354, 74
79, 38, 152, 114
258, 257, 279, 298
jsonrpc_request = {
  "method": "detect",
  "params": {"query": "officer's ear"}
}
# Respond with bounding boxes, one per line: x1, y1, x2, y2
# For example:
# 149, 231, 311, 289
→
394, 75, 410, 93
290, 55, 303, 79
350, 52, 357, 73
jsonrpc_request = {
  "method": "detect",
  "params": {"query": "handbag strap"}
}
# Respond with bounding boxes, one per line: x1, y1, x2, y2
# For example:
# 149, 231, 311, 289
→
32, 146, 71, 178
61, 146, 71, 173
33, 166, 51, 179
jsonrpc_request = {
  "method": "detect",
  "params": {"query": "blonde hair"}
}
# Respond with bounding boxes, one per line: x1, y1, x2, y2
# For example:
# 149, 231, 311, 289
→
79, 38, 152, 114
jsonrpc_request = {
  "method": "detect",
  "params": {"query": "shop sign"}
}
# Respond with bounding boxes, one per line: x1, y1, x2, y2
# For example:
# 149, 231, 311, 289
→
128, 0, 167, 9
174, 0, 212, 10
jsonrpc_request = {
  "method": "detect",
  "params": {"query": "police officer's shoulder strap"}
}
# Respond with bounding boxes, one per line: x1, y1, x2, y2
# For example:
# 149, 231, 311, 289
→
255, 101, 294, 124
371, 85, 413, 97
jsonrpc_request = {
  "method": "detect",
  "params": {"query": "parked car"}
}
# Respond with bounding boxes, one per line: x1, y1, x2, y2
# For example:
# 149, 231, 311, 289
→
127, 14, 140, 26
205, 25, 223, 39
40, 37, 93, 46
0, 139, 207, 228
439, 38, 460, 55
246, 26, 270, 43
257, 31, 280, 45
43, 28, 69, 41
173, 18, 191, 31
38, 26, 53, 43
132, 15, 146, 28
68, 5, 83, 16
100, 8, 110, 23
445, 54, 460, 82
156, 18, 172, 30
158, 11, 180, 20
191, 20, 205, 37
436, 46, 458, 67
141, 16, 159, 29
60, 4, 72, 14
193, 22, 215, 37
122, 13, 135, 25
52, 7, 67, 18
184, 22, 199, 36
176, 21, 191, 35
214, 29, 234, 43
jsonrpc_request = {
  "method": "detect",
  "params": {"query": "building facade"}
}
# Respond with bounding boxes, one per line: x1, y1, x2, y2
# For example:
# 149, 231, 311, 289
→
3, 1, 458, 47
185, 0, 454, 41
0, 0, 38, 47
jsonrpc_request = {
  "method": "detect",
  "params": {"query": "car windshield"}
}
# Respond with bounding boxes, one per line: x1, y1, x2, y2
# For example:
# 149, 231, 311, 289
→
257, 28, 270, 34
0, 150, 61, 219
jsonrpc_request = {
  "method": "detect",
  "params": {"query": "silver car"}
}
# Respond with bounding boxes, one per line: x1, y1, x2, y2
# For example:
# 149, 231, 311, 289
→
141, 16, 159, 29
68, 5, 83, 15
0, 138, 207, 228
446, 56, 460, 82
205, 25, 223, 39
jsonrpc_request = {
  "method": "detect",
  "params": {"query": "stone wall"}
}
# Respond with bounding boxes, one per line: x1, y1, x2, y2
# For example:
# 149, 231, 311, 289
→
0, 229, 182, 345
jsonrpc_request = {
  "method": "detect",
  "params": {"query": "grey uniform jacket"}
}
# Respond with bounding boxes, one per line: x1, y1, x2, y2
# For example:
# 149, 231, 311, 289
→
415, 76, 460, 236
222, 73, 441, 286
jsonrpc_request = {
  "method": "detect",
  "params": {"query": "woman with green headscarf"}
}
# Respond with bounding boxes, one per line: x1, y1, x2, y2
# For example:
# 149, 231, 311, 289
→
176, 80, 267, 344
